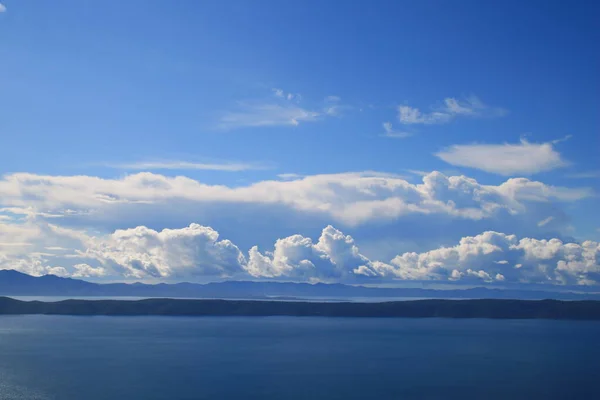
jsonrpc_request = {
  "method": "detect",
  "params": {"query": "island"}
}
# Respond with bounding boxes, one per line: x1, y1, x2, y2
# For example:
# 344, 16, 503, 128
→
1, 297, 600, 320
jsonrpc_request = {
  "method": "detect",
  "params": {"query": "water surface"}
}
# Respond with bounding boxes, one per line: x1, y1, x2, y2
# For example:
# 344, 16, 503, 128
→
0, 316, 598, 399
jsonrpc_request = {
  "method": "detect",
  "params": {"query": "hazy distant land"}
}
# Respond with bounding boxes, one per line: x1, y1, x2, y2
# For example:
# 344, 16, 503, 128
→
2, 270, 600, 301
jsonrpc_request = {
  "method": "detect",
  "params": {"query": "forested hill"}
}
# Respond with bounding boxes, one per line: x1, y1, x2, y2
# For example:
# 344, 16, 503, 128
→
1, 297, 600, 320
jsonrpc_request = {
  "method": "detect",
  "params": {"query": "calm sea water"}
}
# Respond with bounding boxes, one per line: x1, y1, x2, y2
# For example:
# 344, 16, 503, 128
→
0, 316, 599, 400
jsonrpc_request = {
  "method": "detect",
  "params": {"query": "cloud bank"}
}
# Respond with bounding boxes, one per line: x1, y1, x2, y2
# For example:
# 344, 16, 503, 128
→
0, 171, 590, 228
1, 221, 598, 286
0, 169, 593, 286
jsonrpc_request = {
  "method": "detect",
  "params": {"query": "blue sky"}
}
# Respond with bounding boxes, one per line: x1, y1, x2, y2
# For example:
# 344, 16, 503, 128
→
0, 0, 599, 287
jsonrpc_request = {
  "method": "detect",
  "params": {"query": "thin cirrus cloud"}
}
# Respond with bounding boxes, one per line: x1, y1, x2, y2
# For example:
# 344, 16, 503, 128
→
380, 122, 413, 138
565, 171, 600, 179
537, 216, 555, 227
110, 160, 270, 172
218, 102, 321, 129
398, 95, 506, 125
217, 88, 344, 130
435, 138, 569, 176
0, 3, 6, 13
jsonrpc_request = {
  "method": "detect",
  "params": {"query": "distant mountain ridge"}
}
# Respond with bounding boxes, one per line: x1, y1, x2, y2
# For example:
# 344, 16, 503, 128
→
1, 269, 599, 301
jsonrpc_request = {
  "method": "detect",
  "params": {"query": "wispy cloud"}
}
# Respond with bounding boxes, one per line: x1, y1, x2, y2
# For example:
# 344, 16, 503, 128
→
435, 138, 568, 176
324, 96, 341, 103
398, 95, 506, 125
218, 89, 346, 130
537, 216, 555, 227
405, 169, 430, 177
551, 134, 573, 144
218, 102, 320, 129
565, 170, 600, 179
110, 160, 269, 172
272, 88, 301, 102
0, 3, 6, 13
380, 122, 413, 138
322, 95, 350, 117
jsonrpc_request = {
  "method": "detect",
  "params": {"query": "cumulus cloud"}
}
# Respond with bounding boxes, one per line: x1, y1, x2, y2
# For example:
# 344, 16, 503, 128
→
380, 232, 600, 286
398, 96, 505, 125
71, 263, 107, 278
81, 224, 247, 279
0, 171, 591, 229
1, 219, 599, 286
0, 170, 592, 281
247, 225, 378, 281
0, 220, 92, 277
435, 138, 569, 176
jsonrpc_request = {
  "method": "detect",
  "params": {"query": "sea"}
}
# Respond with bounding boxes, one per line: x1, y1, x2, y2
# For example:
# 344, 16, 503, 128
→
0, 315, 599, 400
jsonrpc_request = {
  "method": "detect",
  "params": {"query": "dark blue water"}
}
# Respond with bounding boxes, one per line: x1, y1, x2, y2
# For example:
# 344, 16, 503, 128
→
1, 316, 599, 399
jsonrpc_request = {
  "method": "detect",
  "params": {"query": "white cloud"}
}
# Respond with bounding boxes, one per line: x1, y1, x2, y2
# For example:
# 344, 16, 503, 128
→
0, 4, 6, 13
398, 106, 453, 125
551, 135, 572, 144
247, 225, 379, 281
81, 224, 246, 279
0, 242, 33, 247
435, 139, 568, 175
398, 96, 506, 125
2, 219, 599, 286
71, 263, 107, 278
537, 216, 555, 227
218, 89, 348, 129
218, 102, 321, 129
0, 220, 88, 277
0, 171, 591, 228
0, 170, 591, 281
383, 231, 600, 285
111, 160, 268, 172
380, 122, 412, 138
322, 95, 350, 117
272, 88, 301, 102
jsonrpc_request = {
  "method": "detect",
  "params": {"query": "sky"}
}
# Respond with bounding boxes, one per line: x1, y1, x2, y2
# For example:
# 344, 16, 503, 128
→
0, 0, 599, 289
